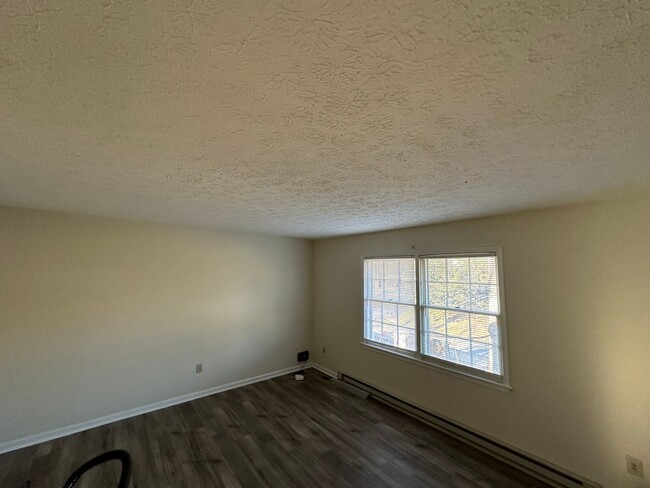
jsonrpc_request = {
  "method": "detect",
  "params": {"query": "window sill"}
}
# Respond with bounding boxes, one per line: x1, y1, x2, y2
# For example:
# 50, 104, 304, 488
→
360, 341, 512, 393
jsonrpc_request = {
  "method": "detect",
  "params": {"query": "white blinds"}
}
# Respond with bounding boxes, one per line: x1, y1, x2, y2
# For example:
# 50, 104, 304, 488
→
420, 255, 501, 375
363, 254, 503, 377
364, 258, 417, 351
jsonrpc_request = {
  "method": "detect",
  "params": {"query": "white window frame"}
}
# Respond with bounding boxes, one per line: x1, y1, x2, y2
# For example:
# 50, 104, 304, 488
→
361, 248, 510, 390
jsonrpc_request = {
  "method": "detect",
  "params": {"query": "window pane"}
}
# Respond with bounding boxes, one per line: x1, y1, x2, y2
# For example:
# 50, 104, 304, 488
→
424, 309, 445, 334
426, 282, 447, 307
447, 258, 469, 283
427, 259, 446, 282
423, 332, 447, 359
363, 263, 417, 353
471, 343, 501, 375
384, 278, 399, 302
446, 310, 469, 338
398, 304, 416, 329
447, 337, 471, 366
471, 342, 490, 370
447, 283, 470, 309
470, 256, 497, 284
422, 308, 502, 375
382, 302, 397, 325
380, 324, 397, 346
398, 327, 416, 351
371, 260, 384, 278
470, 284, 499, 313
469, 313, 498, 343
364, 258, 416, 304
422, 255, 499, 314
369, 278, 384, 300
369, 320, 381, 341
400, 275, 416, 303
370, 301, 382, 320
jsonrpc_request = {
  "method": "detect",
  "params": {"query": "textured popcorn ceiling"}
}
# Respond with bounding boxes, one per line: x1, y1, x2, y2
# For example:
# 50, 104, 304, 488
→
1, 1, 649, 238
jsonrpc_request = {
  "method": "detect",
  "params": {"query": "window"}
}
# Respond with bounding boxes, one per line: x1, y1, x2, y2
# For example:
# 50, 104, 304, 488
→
363, 258, 417, 351
363, 251, 507, 385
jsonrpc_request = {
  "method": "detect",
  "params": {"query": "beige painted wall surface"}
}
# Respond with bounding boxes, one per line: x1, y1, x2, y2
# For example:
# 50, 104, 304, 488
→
312, 196, 650, 488
0, 208, 311, 444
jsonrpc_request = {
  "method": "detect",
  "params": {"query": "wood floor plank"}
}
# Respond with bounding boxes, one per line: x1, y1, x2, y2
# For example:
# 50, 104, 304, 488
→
0, 370, 553, 487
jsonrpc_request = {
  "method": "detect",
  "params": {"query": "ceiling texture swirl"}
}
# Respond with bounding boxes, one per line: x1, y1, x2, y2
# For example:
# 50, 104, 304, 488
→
1, 0, 649, 237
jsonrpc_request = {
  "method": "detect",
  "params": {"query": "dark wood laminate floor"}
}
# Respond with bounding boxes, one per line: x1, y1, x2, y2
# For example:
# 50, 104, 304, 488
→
0, 370, 551, 487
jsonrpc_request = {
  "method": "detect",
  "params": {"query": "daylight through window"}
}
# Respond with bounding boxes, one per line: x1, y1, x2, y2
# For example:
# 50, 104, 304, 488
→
363, 253, 506, 382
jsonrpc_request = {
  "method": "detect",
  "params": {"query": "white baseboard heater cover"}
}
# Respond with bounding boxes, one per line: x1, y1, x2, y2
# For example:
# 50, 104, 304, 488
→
338, 372, 601, 488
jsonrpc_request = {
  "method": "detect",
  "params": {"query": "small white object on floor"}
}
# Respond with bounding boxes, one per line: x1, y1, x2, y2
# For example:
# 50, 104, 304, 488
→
295, 373, 305, 381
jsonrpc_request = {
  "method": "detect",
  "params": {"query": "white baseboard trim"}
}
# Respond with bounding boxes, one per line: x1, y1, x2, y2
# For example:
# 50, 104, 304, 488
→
0, 364, 304, 455
308, 362, 337, 378
339, 372, 601, 488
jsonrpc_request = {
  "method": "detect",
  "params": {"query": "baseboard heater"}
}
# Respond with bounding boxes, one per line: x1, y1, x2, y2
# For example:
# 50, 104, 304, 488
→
339, 373, 601, 488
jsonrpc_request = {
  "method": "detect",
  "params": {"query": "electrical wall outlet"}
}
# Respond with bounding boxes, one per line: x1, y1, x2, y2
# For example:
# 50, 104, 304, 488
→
195, 363, 203, 374
297, 350, 309, 362
626, 455, 643, 477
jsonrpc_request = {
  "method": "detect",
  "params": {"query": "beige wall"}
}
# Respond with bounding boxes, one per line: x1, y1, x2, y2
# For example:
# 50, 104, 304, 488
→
312, 196, 650, 488
0, 208, 312, 444
3, 198, 649, 487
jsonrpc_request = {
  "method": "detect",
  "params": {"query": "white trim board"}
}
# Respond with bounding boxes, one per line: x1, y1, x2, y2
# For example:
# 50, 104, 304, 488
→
308, 362, 337, 378
0, 365, 305, 455
338, 371, 601, 488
